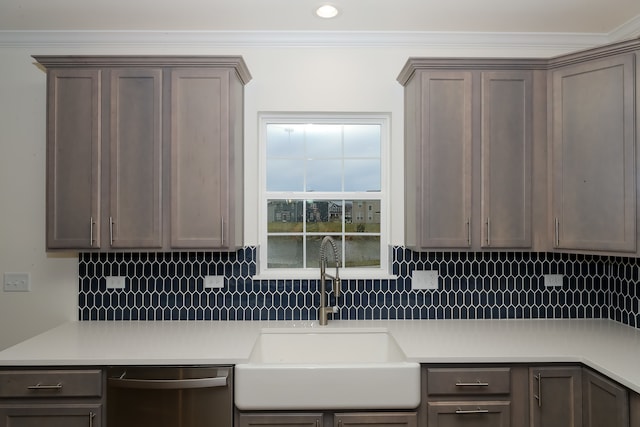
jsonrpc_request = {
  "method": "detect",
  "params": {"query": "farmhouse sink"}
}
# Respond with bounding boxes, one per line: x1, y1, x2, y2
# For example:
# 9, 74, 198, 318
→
234, 328, 420, 410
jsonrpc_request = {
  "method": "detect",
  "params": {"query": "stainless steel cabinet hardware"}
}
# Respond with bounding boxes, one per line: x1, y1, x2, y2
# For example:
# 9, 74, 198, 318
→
554, 218, 559, 247
455, 380, 489, 387
466, 218, 471, 246
455, 408, 490, 415
89, 411, 95, 427
108, 375, 228, 390
109, 216, 114, 246
486, 217, 491, 246
221, 216, 224, 246
27, 382, 63, 390
534, 373, 542, 407
89, 217, 95, 247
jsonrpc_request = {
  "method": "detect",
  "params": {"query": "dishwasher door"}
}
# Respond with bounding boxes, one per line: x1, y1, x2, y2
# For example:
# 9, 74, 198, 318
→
107, 366, 232, 427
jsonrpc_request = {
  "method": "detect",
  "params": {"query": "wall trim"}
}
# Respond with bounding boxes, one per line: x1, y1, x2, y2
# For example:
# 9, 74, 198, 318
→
0, 29, 621, 52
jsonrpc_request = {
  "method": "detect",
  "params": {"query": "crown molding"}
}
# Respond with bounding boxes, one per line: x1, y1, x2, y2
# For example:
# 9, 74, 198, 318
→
0, 18, 638, 51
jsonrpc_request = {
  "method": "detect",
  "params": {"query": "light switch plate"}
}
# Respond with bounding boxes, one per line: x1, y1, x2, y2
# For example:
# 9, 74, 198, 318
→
106, 276, 126, 289
205, 275, 225, 289
544, 274, 564, 288
411, 270, 439, 290
3, 272, 31, 292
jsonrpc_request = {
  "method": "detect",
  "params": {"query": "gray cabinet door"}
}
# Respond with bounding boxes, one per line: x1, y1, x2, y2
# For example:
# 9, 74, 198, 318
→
108, 68, 163, 248
530, 366, 582, 427
0, 404, 102, 427
46, 69, 101, 249
334, 412, 417, 427
405, 71, 473, 249
238, 413, 324, 427
583, 368, 629, 427
481, 71, 533, 248
551, 53, 636, 252
170, 68, 242, 249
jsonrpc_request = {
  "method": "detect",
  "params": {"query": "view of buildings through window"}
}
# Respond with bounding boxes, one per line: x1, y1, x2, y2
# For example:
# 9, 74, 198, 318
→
261, 115, 387, 272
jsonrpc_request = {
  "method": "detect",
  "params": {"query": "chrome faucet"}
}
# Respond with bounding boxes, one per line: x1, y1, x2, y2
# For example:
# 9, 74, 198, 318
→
318, 236, 341, 326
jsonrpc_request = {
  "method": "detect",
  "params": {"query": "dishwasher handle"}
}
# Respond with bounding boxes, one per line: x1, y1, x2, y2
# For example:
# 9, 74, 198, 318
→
108, 371, 228, 390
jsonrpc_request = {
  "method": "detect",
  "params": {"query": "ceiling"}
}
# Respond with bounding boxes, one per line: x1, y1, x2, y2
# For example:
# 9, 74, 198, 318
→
1, 0, 639, 35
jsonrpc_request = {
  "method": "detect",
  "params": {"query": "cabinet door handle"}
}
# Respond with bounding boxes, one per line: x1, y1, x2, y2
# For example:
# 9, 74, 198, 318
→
110, 216, 114, 246
221, 216, 225, 246
456, 381, 489, 387
90, 217, 95, 247
455, 408, 490, 415
27, 382, 63, 390
466, 218, 471, 246
534, 373, 542, 407
89, 411, 96, 427
486, 217, 491, 246
554, 218, 559, 247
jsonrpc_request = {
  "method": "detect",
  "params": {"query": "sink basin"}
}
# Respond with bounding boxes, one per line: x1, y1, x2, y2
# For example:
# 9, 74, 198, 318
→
234, 329, 420, 410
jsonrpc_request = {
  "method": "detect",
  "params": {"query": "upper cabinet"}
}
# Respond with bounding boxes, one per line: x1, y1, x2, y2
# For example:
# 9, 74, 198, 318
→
549, 50, 637, 253
400, 37, 640, 255
35, 56, 251, 252
398, 60, 544, 251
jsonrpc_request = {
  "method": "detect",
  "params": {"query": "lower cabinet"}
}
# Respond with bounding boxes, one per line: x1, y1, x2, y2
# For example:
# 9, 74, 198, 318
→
529, 366, 582, 427
0, 369, 104, 427
423, 366, 528, 427
583, 368, 629, 427
237, 412, 417, 427
238, 413, 324, 427
0, 404, 102, 427
631, 392, 640, 427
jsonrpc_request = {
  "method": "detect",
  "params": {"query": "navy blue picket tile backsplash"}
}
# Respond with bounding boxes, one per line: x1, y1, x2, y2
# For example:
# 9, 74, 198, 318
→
78, 247, 640, 329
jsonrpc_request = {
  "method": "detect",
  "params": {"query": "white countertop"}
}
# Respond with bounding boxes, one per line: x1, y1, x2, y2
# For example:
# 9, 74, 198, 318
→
0, 319, 639, 394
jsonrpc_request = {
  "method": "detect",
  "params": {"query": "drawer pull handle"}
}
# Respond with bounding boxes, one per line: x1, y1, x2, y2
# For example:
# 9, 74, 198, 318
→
455, 380, 489, 387
27, 383, 63, 390
456, 408, 490, 415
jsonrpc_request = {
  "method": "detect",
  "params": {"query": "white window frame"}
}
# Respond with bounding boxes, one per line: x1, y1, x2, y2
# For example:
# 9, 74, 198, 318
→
254, 112, 394, 280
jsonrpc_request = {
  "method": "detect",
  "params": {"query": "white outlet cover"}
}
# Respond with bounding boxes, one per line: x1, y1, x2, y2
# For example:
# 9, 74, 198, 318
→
205, 275, 225, 289
411, 270, 439, 290
3, 272, 31, 292
544, 274, 564, 288
106, 276, 126, 289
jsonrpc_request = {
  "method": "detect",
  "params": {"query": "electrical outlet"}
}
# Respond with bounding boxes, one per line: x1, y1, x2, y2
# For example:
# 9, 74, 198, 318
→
205, 275, 225, 289
544, 274, 564, 288
411, 270, 439, 290
106, 276, 126, 289
3, 272, 31, 292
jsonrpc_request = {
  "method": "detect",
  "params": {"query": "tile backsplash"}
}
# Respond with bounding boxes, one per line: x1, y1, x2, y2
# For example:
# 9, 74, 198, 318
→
78, 247, 640, 329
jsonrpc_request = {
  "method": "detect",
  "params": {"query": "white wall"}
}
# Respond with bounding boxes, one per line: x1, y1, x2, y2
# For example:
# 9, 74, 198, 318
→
0, 37, 578, 350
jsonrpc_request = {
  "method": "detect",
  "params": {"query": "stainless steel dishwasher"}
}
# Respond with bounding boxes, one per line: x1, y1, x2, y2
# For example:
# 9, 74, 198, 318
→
107, 366, 232, 427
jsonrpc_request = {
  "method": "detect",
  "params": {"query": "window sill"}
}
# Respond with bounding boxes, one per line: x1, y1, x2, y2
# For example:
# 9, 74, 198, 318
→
252, 268, 397, 281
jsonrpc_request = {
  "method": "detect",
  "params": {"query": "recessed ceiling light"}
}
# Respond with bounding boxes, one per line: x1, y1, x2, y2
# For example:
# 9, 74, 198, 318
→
316, 4, 339, 19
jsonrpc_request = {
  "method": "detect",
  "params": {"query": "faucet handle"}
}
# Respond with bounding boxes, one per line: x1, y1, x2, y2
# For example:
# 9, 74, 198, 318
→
333, 278, 341, 298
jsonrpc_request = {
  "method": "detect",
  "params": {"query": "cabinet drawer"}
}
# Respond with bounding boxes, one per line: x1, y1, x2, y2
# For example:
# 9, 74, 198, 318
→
0, 370, 102, 398
427, 368, 510, 395
427, 401, 510, 427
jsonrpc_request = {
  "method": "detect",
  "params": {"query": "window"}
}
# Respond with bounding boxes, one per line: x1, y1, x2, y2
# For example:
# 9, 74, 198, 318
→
258, 113, 390, 279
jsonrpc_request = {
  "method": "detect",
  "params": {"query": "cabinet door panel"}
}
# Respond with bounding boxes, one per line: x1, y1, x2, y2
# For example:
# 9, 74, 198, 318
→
109, 68, 163, 248
417, 71, 473, 248
334, 412, 417, 427
238, 413, 323, 427
0, 404, 101, 427
551, 54, 636, 252
481, 71, 532, 248
583, 368, 629, 427
427, 401, 510, 427
530, 367, 582, 427
47, 69, 101, 249
170, 68, 229, 248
